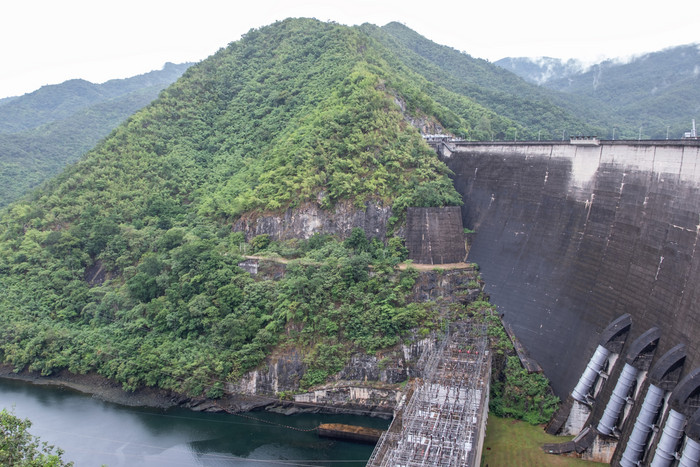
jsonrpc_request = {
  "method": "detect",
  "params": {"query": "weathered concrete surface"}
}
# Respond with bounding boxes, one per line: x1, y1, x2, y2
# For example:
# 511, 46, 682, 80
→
442, 140, 700, 399
405, 206, 466, 264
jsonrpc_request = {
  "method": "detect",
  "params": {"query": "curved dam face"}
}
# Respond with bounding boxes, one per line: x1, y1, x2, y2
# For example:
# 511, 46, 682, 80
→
441, 140, 700, 398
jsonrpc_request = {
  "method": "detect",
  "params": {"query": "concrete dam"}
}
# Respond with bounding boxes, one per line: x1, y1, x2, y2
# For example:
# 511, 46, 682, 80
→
436, 139, 700, 464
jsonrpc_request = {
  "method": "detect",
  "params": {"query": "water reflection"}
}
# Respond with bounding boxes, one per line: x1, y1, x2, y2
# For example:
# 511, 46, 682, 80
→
1, 378, 387, 466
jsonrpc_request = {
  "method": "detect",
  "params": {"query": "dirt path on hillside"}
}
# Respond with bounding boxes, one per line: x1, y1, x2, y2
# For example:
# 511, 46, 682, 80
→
397, 262, 474, 271
244, 255, 475, 271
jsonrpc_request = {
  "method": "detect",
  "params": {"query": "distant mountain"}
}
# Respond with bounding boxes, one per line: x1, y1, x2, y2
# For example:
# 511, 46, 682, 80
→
496, 44, 700, 138
0, 62, 191, 207
0, 96, 18, 107
0, 63, 191, 133
494, 56, 586, 85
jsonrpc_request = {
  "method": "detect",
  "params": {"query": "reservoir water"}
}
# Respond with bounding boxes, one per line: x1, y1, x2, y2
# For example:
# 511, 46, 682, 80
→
0, 377, 388, 466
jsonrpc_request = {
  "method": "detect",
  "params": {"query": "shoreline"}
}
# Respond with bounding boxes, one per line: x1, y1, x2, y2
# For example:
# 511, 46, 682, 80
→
0, 365, 394, 418
0, 364, 186, 409
0, 364, 276, 413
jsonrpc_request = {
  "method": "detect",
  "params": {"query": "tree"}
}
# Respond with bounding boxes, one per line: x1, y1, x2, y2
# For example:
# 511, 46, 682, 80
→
474, 115, 493, 141
0, 408, 73, 466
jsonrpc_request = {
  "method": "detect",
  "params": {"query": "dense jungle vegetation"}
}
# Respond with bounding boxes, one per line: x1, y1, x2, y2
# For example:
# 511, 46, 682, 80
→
368, 22, 606, 141
0, 19, 559, 421
0, 19, 466, 396
0, 408, 73, 466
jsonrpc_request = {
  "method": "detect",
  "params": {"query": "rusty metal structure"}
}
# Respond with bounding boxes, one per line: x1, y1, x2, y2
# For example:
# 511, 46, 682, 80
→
367, 323, 490, 466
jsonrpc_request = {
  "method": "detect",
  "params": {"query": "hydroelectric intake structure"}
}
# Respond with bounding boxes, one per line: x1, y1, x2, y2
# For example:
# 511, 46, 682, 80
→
432, 139, 700, 465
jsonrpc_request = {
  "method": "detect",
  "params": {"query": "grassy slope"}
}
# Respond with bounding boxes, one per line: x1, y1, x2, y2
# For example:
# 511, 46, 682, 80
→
482, 416, 607, 466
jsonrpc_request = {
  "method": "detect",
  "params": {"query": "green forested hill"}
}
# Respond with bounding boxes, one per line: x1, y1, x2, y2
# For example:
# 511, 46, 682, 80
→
0, 63, 191, 207
0, 18, 589, 398
369, 22, 613, 140
0, 19, 466, 396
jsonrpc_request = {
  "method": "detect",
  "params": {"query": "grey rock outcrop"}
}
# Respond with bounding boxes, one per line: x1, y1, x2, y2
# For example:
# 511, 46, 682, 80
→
233, 200, 394, 241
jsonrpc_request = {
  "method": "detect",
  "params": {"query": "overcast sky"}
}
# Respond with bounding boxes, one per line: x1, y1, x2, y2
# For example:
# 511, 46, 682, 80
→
1, 0, 697, 99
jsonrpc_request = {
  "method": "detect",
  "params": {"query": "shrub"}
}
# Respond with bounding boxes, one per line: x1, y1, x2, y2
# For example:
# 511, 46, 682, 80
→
0, 408, 73, 466
250, 234, 271, 253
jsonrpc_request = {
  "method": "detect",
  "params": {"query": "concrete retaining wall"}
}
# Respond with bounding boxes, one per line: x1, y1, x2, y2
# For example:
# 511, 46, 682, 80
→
405, 206, 466, 264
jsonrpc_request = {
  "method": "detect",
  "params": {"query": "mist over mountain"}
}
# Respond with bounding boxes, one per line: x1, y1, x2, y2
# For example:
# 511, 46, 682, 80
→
496, 44, 700, 138
494, 56, 586, 85
0, 62, 191, 207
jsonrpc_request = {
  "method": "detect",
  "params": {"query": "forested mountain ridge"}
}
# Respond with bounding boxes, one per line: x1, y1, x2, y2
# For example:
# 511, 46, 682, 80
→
0, 62, 191, 133
0, 62, 191, 207
0, 18, 584, 402
368, 22, 610, 140
497, 44, 700, 138
0, 18, 468, 397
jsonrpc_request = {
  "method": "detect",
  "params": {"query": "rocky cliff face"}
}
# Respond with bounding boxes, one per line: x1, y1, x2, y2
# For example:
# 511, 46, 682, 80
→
234, 200, 395, 241
225, 338, 436, 415
226, 267, 480, 413
412, 268, 482, 303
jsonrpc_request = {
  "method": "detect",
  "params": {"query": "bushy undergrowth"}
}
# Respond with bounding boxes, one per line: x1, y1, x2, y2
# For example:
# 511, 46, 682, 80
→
0, 224, 429, 396
465, 300, 559, 425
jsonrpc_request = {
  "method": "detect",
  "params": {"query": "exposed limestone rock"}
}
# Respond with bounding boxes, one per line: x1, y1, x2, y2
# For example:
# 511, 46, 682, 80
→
392, 94, 446, 135
227, 349, 306, 395
228, 336, 442, 401
233, 200, 394, 241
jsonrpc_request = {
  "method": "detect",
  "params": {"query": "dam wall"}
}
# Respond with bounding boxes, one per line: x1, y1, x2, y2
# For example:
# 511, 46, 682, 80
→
441, 140, 700, 399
